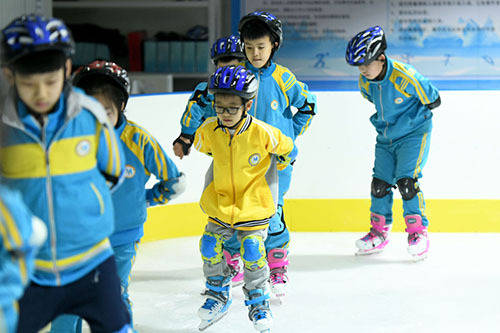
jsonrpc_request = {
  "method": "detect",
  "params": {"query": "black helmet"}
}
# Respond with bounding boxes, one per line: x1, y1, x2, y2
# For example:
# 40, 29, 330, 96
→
73, 60, 131, 107
239, 11, 283, 50
346, 26, 387, 66
210, 34, 245, 64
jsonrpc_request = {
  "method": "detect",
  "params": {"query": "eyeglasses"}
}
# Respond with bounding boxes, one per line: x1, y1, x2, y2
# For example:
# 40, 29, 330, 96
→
214, 104, 244, 115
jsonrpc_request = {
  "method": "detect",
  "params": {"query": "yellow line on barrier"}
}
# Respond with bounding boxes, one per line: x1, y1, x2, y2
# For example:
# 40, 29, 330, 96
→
142, 199, 500, 242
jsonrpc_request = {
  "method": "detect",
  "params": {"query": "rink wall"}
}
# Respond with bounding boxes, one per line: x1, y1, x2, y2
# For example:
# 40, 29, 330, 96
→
123, 90, 500, 241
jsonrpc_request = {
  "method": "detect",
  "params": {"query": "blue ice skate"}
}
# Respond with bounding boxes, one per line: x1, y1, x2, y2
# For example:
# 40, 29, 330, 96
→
198, 275, 232, 331
244, 288, 273, 332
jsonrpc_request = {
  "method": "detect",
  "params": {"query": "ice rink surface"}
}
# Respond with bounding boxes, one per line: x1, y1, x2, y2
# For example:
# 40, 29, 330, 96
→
127, 232, 500, 333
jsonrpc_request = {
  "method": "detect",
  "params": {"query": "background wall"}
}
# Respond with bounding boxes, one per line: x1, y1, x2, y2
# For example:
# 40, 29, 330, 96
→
124, 90, 500, 240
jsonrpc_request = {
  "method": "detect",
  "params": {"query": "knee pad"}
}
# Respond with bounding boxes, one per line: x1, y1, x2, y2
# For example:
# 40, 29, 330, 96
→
241, 235, 266, 271
397, 177, 420, 200
200, 231, 224, 265
371, 178, 393, 198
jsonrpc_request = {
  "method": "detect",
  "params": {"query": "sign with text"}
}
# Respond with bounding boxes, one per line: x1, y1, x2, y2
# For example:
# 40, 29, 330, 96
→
237, 0, 500, 89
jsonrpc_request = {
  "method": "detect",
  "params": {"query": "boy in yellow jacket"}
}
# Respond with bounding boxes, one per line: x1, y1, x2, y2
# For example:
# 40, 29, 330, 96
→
194, 65, 293, 332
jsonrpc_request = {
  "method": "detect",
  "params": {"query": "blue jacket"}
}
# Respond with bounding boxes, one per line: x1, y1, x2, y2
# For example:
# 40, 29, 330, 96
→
180, 81, 215, 136
0, 87, 125, 286
0, 185, 39, 307
180, 61, 317, 158
109, 114, 183, 247
245, 61, 316, 149
359, 57, 440, 144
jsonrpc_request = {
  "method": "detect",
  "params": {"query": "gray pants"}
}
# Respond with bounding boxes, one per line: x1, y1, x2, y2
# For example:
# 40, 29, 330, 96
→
201, 222, 269, 291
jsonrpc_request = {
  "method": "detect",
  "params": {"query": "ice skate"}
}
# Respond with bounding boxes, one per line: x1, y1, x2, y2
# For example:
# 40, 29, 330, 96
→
267, 248, 288, 302
405, 215, 429, 261
224, 250, 244, 287
198, 275, 232, 331
356, 213, 392, 255
244, 287, 273, 332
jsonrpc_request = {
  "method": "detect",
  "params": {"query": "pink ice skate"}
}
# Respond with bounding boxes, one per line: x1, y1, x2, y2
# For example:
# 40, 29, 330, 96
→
405, 215, 429, 261
355, 213, 392, 255
223, 250, 244, 286
267, 248, 289, 300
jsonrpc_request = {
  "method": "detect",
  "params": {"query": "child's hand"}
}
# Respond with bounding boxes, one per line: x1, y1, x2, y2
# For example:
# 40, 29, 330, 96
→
277, 154, 292, 170
172, 134, 193, 159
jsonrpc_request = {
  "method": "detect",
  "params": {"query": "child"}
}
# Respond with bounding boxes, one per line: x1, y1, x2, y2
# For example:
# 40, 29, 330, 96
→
0, 185, 47, 333
0, 15, 131, 332
50, 60, 185, 332
345, 26, 441, 260
173, 34, 247, 285
173, 34, 245, 159
223, 11, 317, 299
195, 65, 293, 332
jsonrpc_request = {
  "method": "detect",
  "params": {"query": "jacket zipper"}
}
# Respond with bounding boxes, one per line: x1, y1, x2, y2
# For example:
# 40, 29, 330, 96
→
378, 83, 390, 143
41, 116, 60, 285
252, 69, 262, 117
228, 133, 236, 226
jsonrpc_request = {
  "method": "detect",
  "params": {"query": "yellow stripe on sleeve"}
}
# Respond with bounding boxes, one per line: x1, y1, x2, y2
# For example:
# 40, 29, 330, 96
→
413, 133, 428, 178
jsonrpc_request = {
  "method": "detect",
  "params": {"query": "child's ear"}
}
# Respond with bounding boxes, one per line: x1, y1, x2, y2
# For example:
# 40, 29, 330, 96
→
121, 102, 125, 112
64, 59, 72, 79
2, 67, 14, 85
245, 99, 253, 112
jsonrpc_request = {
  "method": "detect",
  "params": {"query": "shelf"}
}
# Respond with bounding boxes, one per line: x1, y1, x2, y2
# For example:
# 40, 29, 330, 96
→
53, 0, 209, 9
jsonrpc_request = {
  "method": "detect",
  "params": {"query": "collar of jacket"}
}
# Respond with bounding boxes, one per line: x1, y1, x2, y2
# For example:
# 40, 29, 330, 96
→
367, 56, 394, 85
115, 112, 127, 134
245, 60, 276, 77
214, 114, 253, 136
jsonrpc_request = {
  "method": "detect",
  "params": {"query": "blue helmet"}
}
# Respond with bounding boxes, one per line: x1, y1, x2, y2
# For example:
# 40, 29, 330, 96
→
346, 26, 386, 66
210, 34, 245, 64
1, 14, 74, 66
208, 65, 258, 100
239, 11, 283, 49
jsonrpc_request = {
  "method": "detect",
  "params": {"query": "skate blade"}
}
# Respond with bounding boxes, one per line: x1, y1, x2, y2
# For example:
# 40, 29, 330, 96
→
198, 311, 228, 331
410, 252, 428, 262
355, 248, 384, 256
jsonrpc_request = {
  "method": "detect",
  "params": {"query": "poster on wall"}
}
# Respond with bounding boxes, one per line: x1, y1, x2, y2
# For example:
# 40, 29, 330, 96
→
234, 0, 500, 89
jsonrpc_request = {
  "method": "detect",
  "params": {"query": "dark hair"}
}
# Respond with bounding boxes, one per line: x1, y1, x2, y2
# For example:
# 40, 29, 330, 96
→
214, 56, 241, 66
76, 76, 126, 111
11, 50, 67, 75
240, 20, 277, 44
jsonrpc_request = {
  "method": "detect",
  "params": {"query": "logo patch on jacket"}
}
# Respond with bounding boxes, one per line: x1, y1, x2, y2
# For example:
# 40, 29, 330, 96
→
248, 153, 261, 166
270, 100, 278, 110
75, 140, 91, 156
125, 165, 136, 178
394, 97, 404, 104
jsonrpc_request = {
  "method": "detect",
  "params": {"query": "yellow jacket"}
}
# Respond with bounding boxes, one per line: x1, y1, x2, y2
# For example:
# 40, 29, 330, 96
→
194, 115, 293, 230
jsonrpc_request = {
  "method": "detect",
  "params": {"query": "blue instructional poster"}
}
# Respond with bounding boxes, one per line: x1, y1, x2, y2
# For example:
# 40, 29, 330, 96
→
235, 0, 500, 90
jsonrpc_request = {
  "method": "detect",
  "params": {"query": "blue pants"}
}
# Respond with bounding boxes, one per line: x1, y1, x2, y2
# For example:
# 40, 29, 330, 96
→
0, 303, 17, 333
371, 132, 431, 226
224, 165, 292, 254
49, 242, 138, 332
19, 256, 131, 333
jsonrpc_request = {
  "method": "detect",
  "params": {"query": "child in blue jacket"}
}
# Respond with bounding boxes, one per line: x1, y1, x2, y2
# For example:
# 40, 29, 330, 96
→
1, 15, 131, 332
346, 26, 441, 261
50, 60, 185, 332
0, 185, 46, 333
223, 11, 317, 299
